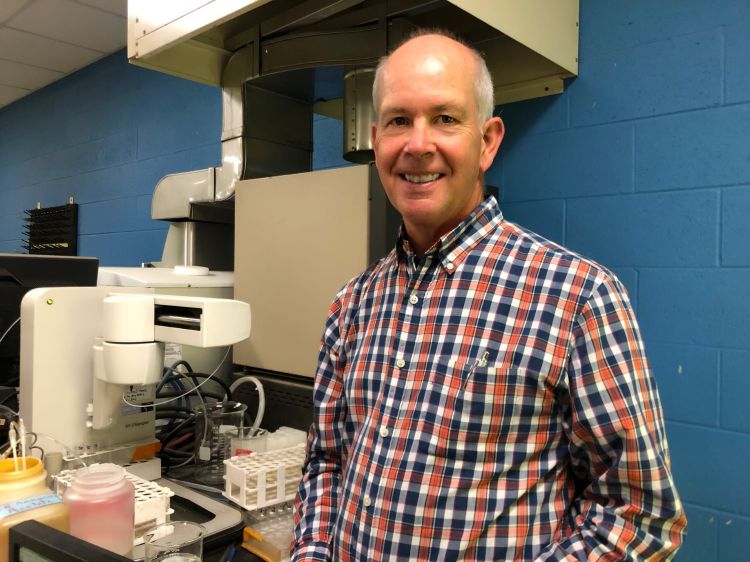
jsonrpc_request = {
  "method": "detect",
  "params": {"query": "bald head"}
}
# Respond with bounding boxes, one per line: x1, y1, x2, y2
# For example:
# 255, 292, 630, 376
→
372, 32, 495, 125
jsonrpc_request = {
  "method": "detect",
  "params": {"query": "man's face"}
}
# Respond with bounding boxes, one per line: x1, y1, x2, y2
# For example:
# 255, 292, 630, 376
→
371, 35, 503, 252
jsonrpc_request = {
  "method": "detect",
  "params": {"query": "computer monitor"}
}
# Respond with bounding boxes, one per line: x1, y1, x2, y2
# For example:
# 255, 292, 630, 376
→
0, 253, 99, 389
8, 520, 131, 562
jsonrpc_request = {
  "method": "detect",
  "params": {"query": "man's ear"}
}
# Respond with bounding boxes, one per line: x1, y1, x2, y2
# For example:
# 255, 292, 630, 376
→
371, 120, 378, 151
480, 116, 505, 172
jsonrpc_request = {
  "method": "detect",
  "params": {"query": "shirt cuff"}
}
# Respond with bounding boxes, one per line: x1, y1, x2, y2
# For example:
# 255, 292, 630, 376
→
290, 541, 332, 562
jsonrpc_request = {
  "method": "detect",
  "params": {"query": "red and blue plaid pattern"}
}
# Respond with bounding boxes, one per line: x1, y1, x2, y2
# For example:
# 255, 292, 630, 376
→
293, 197, 686, 561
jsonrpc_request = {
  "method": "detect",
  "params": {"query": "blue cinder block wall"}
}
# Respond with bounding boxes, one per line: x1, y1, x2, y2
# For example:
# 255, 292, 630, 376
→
0, 54, 222, 265
0, 2, 748, 560
485, 3, 750, 561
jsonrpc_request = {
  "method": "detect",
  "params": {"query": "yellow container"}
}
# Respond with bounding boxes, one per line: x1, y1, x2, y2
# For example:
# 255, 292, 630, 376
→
0, 457, 69, 562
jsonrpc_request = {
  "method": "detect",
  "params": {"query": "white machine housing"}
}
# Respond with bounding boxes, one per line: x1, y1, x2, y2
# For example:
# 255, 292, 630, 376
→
98, 267, 235, 384
19, 286, 250, 464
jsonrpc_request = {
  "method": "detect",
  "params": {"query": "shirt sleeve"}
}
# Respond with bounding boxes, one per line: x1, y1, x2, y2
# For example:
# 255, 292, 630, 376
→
291, 298, 350, 562
536, 274, 687, 561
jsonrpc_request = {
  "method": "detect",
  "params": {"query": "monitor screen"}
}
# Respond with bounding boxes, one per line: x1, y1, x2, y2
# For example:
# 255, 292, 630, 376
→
0, 253, 99, 389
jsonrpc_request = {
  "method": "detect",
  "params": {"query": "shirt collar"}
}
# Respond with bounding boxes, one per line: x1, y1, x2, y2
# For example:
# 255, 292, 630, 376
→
396, 195, 504, 274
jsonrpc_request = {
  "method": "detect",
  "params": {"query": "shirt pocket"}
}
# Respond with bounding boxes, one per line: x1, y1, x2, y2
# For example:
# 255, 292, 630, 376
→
420, 361, 553, 462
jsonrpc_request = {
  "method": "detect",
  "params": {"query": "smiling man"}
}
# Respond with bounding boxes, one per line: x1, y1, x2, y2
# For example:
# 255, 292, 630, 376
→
370, 33, 503, 255
292, 31, 686, 561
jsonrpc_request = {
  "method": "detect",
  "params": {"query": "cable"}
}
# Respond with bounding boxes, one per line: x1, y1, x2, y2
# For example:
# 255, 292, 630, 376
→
165, 372, 233, 401
155, 409, 194, 419
0, 317, 20, 346
157, 361, 193, 395
169, 359, 194, 373
157, 390, 224, 402
0, 403, 17, 416
157, 414, 197, 448
229, 376, 265, 432
159, 372, 209, 471
159, 364, 233, 402
122, 346, 231, 409
158, 374, 192, 412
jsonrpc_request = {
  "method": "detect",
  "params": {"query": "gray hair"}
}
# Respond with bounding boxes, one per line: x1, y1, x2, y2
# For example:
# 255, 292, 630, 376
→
372, 29, 495, 125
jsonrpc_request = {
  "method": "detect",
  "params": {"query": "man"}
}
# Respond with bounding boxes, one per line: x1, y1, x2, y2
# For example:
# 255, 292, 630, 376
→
292, 31, 686, 561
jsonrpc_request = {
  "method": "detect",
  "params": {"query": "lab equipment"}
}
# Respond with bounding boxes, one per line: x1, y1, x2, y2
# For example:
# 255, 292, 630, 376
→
223, 443, 306, 512
144, 521, 204, 562
98, 266, 235, 385
0, 253, 98, 388
0, 457, 69, 562
234, 165, 398, 378
62, 463, 135, 556
19, 286, 250, 468
194, 401, 247, 485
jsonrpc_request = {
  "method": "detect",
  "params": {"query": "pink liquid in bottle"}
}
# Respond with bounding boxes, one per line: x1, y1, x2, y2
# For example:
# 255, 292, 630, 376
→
63, 463, 135, 555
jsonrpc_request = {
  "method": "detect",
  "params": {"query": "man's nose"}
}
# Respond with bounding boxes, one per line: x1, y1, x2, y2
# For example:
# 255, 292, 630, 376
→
404, 121, 435, 157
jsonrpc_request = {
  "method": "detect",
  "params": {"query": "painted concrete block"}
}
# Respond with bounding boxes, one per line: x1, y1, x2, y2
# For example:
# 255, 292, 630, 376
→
134, 66, 220, 131
721, 186, 750, 266
313, 115, 352, 170
636, 105, 750, 191
0, 213, 23, 242
566, 190, 718, 267
639, 269, 750, 350
496, 94, 568, 138
579, 0, 638, 57
570, 31, 721, 126
717, 512, 750, 562
78, 197, 139, 234
648, 343, 719, 426
500, 199, 564, 245
79, 229, 168, 267
56, 163, 142, 203
667, 422, 750, 517
674, 504, 717, 562
27, 128, 138, 184
137, 110, 221, 160
0, 240, 21, 253
63, 98, 135, 148
726, 23, 750, 104
636, 0, 735, 44
503, 123, 633, 201
720, 350, 750, 432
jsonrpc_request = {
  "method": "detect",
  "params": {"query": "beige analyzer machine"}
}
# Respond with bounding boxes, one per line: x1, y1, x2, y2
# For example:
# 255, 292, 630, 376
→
234, 164, 398, 378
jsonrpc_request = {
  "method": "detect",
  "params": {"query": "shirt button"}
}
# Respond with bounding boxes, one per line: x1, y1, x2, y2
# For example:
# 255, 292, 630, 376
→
446, 262, 454, 270
363, 495, 372, 507
395, 358, 406, 368
408, 294, 419, 305
379, 426, 389, 438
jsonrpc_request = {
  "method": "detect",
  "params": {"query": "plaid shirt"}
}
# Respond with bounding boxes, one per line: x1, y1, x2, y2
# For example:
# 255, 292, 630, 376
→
293, 197, 686, 561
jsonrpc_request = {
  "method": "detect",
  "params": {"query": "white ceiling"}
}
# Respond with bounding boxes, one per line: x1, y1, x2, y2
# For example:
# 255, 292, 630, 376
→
0, 0, 127, 109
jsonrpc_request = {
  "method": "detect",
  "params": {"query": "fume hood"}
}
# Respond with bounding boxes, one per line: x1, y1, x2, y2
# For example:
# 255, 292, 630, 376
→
128, 0, 579, 108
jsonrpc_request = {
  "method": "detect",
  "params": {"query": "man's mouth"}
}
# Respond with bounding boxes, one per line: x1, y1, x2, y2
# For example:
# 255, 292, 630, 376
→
401, 173, 443, 184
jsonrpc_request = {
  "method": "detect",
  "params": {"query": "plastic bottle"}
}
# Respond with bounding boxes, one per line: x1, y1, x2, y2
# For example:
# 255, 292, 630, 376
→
0, 457, 69, 562
62, 463, 135, 556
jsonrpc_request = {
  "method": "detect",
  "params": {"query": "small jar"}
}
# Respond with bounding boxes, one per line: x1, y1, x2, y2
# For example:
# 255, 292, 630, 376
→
62, 463, 135, 556
0, 457, 69, 562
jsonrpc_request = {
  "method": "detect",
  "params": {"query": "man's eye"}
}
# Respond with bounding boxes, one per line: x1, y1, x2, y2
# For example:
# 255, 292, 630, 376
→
389, 117, 408, 126
438, 115, 456, 124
